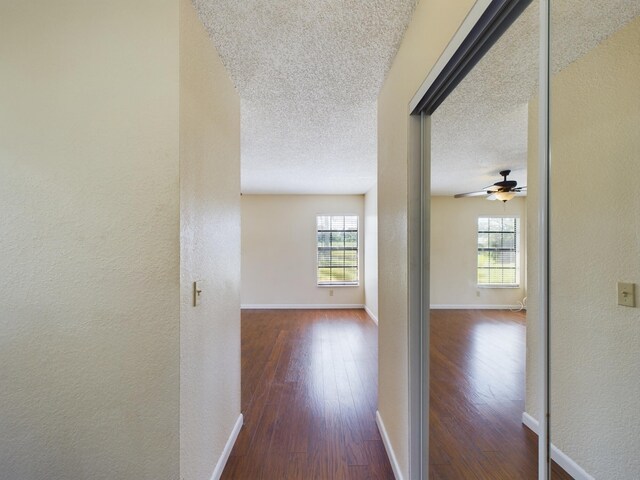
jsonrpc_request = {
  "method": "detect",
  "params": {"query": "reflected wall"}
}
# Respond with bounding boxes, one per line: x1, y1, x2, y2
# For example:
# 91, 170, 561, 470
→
528, 4, 640, 478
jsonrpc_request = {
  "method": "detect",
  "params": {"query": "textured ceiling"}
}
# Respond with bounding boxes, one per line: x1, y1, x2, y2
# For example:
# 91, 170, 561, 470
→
192, 0, 638, 195
193, 0, 417, 194
431, 0, 640, 196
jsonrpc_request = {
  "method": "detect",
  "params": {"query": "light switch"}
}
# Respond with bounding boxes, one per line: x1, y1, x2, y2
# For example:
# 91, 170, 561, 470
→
617, 282, 635, 307
193, 281, 203, 307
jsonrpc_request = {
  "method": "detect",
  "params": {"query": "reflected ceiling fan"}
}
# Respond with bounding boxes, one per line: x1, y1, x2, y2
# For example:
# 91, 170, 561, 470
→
454, 170, 526, 203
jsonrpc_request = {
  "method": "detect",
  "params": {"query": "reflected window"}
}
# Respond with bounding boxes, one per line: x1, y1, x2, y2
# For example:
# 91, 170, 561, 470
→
477, 216, 520, 287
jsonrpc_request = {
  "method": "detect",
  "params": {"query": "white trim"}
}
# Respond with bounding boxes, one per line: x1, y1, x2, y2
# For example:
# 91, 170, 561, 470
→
521, 411, 539, 432
210, 414, 243, 480
364, 305, 378, 324
409, 0, 493, 112
477, 284, 521, 289
522, 413, 594, 480
376, 411, 404, 480
240, 304, 364, 310
430, 304, 523, 310
316, 213, 361, 287
538, 1, 551, 478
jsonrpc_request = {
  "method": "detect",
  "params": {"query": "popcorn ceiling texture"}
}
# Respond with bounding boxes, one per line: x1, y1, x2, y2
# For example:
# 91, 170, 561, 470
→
431, 0, 640, 195
193, 0, 418, 194
193, 0, 638, 195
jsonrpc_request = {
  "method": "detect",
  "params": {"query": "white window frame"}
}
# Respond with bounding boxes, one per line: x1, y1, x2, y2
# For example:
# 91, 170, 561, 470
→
477, 215, 521, 288
316, 214, 360, 287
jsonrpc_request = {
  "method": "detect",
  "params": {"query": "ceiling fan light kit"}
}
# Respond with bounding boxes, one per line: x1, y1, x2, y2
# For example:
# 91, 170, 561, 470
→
454, 169, 526, 203
494, 191, 516, 202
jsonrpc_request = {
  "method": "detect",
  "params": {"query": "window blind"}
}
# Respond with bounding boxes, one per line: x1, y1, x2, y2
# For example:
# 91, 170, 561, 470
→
317, 215, 359, 286
477, 217, 520, 286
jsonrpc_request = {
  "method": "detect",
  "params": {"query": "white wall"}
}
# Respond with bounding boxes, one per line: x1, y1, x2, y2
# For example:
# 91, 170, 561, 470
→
179, 0, 241, 479
241, 195, 365, 307
377, 1, 476, 476
0, 1, 180, 478
364, 186, 379, 322
526, 16, 640, 479
430, 196, 527, 308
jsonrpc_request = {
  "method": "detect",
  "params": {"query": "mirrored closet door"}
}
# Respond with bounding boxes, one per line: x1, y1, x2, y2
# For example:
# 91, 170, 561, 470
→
547, 2, 640, 479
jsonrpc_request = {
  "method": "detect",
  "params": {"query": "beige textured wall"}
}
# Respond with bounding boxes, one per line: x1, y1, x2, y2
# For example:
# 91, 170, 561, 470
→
364, 186, 379, 321
377, 0, 476, 476
179, 0, 241, 479
0, 1, 180, 479
241, 195, 365, 307
430, 196, 527, 307
526, 16, 640, 478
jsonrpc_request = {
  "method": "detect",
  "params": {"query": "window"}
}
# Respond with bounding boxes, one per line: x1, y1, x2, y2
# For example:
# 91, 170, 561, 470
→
477, 216, 520, 286
317, 215, 359, 286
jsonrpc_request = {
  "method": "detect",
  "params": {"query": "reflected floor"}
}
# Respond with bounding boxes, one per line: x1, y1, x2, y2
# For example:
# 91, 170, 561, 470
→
430, 309, 572, 479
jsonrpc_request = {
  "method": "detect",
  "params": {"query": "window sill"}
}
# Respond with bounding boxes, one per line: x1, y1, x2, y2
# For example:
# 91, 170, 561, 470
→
477, 284, 520, 289
317, 284, 360, 288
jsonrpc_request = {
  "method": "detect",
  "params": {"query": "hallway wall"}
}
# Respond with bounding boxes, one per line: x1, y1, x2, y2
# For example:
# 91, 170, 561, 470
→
179, 0, 241, 479
377, 0, 476, 476
0, 1, 180, 478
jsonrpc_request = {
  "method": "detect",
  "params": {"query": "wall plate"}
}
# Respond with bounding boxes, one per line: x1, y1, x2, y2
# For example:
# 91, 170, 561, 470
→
193, 280, 203, 307
617, 282, 635, 307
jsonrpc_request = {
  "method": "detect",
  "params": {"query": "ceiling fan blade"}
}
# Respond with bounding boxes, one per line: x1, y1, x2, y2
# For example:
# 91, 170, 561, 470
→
457, 170, 525, 200
454, 190, 489, 198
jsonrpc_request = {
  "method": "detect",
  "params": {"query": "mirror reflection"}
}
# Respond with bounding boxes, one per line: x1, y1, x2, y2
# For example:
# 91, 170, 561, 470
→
543, 2, 640, 478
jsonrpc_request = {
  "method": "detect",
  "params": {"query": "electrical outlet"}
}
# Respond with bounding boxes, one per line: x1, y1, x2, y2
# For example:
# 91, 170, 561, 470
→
329, 289, 334, 297
617, 282, 635, 307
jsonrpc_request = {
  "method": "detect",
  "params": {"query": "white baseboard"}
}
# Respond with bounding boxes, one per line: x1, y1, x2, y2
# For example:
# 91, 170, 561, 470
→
376, 411, 403, 480
521, 411, 539, 432
241, 304, 364, 310
364, 305, 378, 325
210, 414, 243, 480
521, 412, 594, 480
430, 304, 523, 310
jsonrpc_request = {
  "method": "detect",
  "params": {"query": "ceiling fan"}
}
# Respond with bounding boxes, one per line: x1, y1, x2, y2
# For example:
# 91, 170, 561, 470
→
454, 170, 526, 203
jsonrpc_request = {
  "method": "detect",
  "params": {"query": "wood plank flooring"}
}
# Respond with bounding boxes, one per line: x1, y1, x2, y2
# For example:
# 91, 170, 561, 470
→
223, 308, 571, 479
429, 309, 572, 479
222, 309, 394, 479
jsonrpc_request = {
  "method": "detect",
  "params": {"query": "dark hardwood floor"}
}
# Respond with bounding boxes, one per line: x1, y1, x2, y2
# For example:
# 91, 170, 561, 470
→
223, 308, 571, 479
222, 309, 394, 479
430, 309, 572, 479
